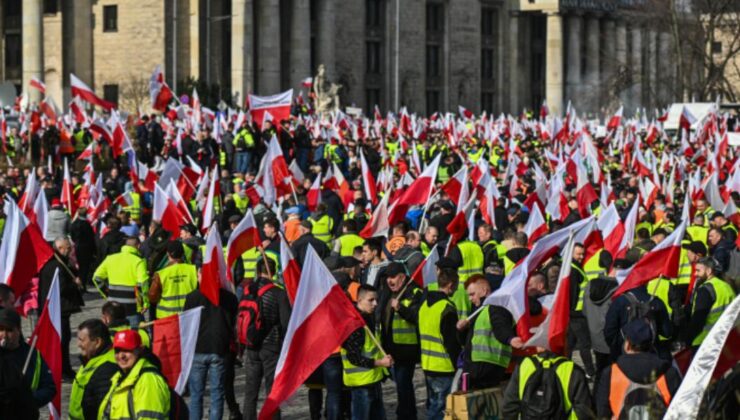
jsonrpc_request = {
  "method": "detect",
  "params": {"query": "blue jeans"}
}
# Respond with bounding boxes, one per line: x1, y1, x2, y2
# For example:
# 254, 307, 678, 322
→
236, 151, 251, 174
391, 362, 417, 419
189, 353, 226, 420
350, 382, 385, 420
322, 356, 344, 420
425, 375, 453, 420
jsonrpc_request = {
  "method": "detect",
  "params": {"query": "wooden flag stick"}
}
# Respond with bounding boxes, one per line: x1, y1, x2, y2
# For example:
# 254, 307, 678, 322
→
363, 325, 388, 357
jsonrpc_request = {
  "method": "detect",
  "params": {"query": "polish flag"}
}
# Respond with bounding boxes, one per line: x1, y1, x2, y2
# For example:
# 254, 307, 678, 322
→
69, 97, 88, 124
523, 204, 548, 247
679, 106, 696, 131
479, 178, 500, 228
259, 246, 365, 420
70, 73, 115, 110
18, 170, 39, 216
632, 148, 652, 177
152, 183, 187, 240
388, 154, 441, 225
598, 203, 625, 261
576, 164, 599, 217
327, 162, 351, 206
359, 148, 377, 205
149, 65, 174, 112
0, 199, 54, 296
130, 159, 158, 192
61, 159, 76, 216
458, 105, 474, 119
359, 192, 391, 239
201, 224, 231, 306
32, 189, 49, 238
114, 191, 134, 208
639, 177, 659, 210
259, 135, 295, 205
225, 209, 261, 273
201, 171, 219, 232
440, 166, 468, 206
306, 175, 322, 212
613, 221, 687, 297
411, 244, 439, 287
540, 100, 549, 119
89, 119, 114, 146
289, 160, 305, 183
248, 89, 293, 129
152, 307, 203, 394
77, 141, 95, 161
301, 77, 313, 88
29, 76, 46, 95
29, 269, 62, 419
607, 106, 623, 130
483, 217, 594, 340
280, 235, 302, 303
616, 199, 639, 259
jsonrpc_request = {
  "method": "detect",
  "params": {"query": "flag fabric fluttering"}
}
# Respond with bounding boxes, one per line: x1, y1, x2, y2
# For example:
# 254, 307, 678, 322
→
30, 269, 62, 419
151, 307, 203, 394
201, 223, 230, 306
226, 209, 261, 274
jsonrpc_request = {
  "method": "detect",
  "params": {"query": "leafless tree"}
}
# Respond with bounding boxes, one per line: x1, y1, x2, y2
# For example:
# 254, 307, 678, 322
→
119, 73, 151, 116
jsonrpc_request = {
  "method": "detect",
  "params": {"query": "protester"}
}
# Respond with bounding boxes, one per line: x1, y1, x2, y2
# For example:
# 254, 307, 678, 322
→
148, 240, 198, 319
70, 319, 118, 420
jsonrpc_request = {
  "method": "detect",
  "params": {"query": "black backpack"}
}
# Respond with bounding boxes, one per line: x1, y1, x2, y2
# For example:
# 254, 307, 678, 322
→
129, 367, 189, 420
618, 380, 669, 420
623, 292, 657, 336
520, 356, 570, 420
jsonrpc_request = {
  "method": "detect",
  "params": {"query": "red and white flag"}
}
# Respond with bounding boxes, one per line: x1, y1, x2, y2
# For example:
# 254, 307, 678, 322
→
616, 199, 639, 259
259, 135, 295, 205
523, 204, 548, 247
458, 105, 474, 119
259, 246, 365, 420
201, 170, 219, 232
388, 154, 441, 225
201, 224, 231, 306
225, 209, 261, 274
576, 163, 599, 217
0, 199, 54, 297
29, 76, 46, 95
32, 188, 49, 238
306, 175, 322, 212
61, 158, 76, 216
607, 106, 623, 130
289, 160, 305, 183
18, 170, 39, 216
114, 191, 134, 208
613, 220, 687, 297
152, 183, 191, 239
679, 106, 697, 131
359, 148, 377, 205
301, 77, 313, 88
248, 89, 293, 129
149, 65, 174, 112
152, 307, 203, 394
30, 269, 62, 419
70, 73, 116, 110
440, 166, 468, 206
598, 202, 625, 261
280, 235, 302, 303
411, 245, 439, 287
360, 192, 391, 239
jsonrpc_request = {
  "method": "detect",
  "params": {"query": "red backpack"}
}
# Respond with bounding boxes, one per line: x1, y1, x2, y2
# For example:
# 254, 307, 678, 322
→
236, 282, 276, 348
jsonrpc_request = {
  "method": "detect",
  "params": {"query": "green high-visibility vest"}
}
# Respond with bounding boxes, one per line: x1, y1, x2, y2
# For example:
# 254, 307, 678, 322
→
428, 282, 471, 319
155, 263, 198, 319
470, 308, 512, 368
457, 240, 484, 282
310, 214, 334, 244
692, 277, 736, 346
418, 298, 455, 373
676, 248, 693, 285
340, 327, 387, 387
686, 225, 709, 246
391, 288, 421, 345
467, 148, 484, 164
69, 348, 117, 420
573, 263, 589, 312
583, 249, 606, 281
241, 248, 260, 279
337, 233, 365, 257
517, 355, 576, 419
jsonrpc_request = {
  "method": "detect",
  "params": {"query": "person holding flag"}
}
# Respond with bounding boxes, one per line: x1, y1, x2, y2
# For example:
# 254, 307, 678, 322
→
69, 319, 118, 420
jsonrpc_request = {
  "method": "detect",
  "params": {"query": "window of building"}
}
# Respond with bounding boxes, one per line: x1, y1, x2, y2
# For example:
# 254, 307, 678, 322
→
426, 45, 441, 78
426, 90, 440, 115
103, 5, 118, 32
482, 48, 495, 80
5, 34, 21, 68
366, 0, 383, 29
481, 8, 496, 37
481, 92, 495, 113
103, 84, 119, 105
712, 41, 722, 54
426, 3, 444, 33
366, 41, 381, 74
43, 0, 59, 14
366, 89, 380, 111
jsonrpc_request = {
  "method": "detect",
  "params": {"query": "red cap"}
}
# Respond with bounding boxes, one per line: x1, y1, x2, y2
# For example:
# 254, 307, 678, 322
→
113, 329, 142, 351
51, 198, 62, 207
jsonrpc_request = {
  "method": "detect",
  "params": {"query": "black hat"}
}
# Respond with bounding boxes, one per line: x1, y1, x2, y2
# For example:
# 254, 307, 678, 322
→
683, 241, 707, 257
440, 201, 455, 212
710, 212, 725, 220
180, 223, 197, 235
435, 256, 460, 269
228, 215, 242, 224
167, 241, 185, 259
338, 257, 361, 269
622, 319, 654, 347
0, 308, 21, 329
386, 262, 406, 277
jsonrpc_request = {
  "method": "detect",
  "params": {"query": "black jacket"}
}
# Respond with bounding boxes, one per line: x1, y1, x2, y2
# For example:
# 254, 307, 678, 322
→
0, 350, 39, 419
0, 341, 56, 408
70, 218, 97, 257
184, 288, 238, 356
38, 253, 83, 316
79, 346, 119, 420
291, 233, 331, 267
594, 352, 681, 418
97, 229, 127, 264
248, 277, 292, 353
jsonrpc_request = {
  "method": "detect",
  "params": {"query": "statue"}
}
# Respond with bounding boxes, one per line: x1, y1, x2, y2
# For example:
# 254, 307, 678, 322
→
313, 64, 342, 116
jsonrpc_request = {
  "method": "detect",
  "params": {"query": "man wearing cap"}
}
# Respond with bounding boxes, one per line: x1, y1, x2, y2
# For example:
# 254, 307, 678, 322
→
93, 236, 150, 327
334, 219, 366, 257
0, 308, 56, 410
46, 197, 71, 241
70, 319, 118, 420
429, 257, 472, 319
291, 220, 331, 267
710, 212, 738, 243
594, 319, 681, 418
683, 257, 736, 350
180, 223, 205, 266
500, 232, 530, 275
148, 241, 198, 319
100, 330, 171, 419
379, 262, 422, 419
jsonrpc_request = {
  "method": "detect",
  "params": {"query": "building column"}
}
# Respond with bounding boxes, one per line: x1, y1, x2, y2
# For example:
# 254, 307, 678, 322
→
566, 14, 582, 108
647, 28, 657, 109
255, 0, 281, 93
22, 0, 44, 103
629, 24, 643, 113
316, 0, 336, 79
290, 0, 311, 91
545, 12, 564, 116
231, 0, 254, 105
584, 15, 600, 113
615, 19, 628, 107
602, 19, 615, 109
658, 31, 672, 105
190, 0, 200, 79
508, 11, 521, 113
0, 1, 4, 82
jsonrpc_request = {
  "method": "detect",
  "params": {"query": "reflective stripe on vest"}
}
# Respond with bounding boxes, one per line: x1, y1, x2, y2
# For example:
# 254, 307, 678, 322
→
457, 241, 484, 281
338, 234, 365, 257
518, 355, 575, 417
418, 299, 455, 373
470, 308, 512, 367
392, 288, 421, 345
573, 264, 589, 312
692, 278, 736, 346
70, 348, 117, 420
311, 214, 334, 244
583, 249, 605, 281
608, 364, 671, 417
340, 328, 386, 386
156, 263, 198, 319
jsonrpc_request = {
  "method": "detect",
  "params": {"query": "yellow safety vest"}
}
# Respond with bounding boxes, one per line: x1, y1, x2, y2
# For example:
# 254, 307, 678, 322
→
428, 282, 471, 319
583, 249, 606, 281
93, 246, 149, 311
418, 298, 456, 373
676, 248, 693, 285
391, 287, 421, 345
123, 192, 141, 222
470, 308, 512, 367
155, 262, 198, 319
340, 327, 387, 387
70, 348, 117, 420
337, 233, 365, 257
310, 214, 334, 245
232, 193, 249, 214
99, 358, 170, 420
686, 225, 709, 246
691, 277, 736, 346
573, 263, 589, 312
457, 240, 484, 282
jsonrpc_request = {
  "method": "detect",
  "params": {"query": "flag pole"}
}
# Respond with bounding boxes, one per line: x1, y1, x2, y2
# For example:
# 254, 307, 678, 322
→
258, 246, 274, 279
363, 325, 388, 357
22, 335, 39, 375
289, 180, 300, 205
418, 189, 440, 233
466, 304, 486, 322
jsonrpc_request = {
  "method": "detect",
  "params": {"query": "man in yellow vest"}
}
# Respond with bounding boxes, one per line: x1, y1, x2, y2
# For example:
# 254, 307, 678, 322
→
567, 243, 596, 378
147, 241, 198, 319
428, 257, 472, 319
101, 301, 151, 348
448, 234, 484, 283
710, 211, 738, 243
310, 203, 334, 245
70, 319, 119, 420
684, 258, 737, 350
333, 220, 365, 257
414, 269, 461, 420
501, 232, 530, 275
687, 213, 709, 246
93, 237, 149, 327
382, 263, 422, 419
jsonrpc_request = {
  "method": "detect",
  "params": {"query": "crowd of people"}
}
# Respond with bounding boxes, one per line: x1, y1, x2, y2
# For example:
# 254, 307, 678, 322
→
0, 94, 739, 420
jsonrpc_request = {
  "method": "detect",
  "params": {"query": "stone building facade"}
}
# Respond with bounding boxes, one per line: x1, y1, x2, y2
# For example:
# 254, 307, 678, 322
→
1, 0, 682, 116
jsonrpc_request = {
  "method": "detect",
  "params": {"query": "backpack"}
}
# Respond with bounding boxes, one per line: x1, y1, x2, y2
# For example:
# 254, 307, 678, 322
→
724, 249, 740, 291
618, 380, 669, 420
623, 292, 657, 337
520, 356, 570, 420
128, 367, 189, 420
237, 282, 276, 348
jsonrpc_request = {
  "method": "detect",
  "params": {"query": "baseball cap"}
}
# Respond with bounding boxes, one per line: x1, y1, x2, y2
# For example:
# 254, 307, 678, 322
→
435, 256, 460, 269
0, 308, 21, 329
622, 319, 654, 347
180, 223, 198, 235
167, 241, 185, 259
113, 329, 142, 351
228, 215, 242, 224
683, 241, 707, 257
338, 256, 361, 269
386, 262, 406, 277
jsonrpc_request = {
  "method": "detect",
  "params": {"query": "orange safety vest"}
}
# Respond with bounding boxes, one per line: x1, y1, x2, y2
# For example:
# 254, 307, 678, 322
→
347, 282, 360, 302
608, 364, 671, 417
59, 130, 75, 154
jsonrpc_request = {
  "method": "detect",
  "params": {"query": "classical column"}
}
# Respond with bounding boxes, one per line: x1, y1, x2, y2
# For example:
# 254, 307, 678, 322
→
615, 19, 628, 106
546, 12, 564, 116
658, 31, 672, 105
566, 14, 582, 107
647, 28, 657, 108
190, 0, 200, 79
257, 0, 281, 93
584, 16, 600, 112
231, 0, 254, 104
630, 24, 643, 112
0, 1, 4, 82
602, 19, 616, 107
290, 0, 311, 91
22, 0, 44, 103
508, 11, 521, 113
316, 0, 336, 79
